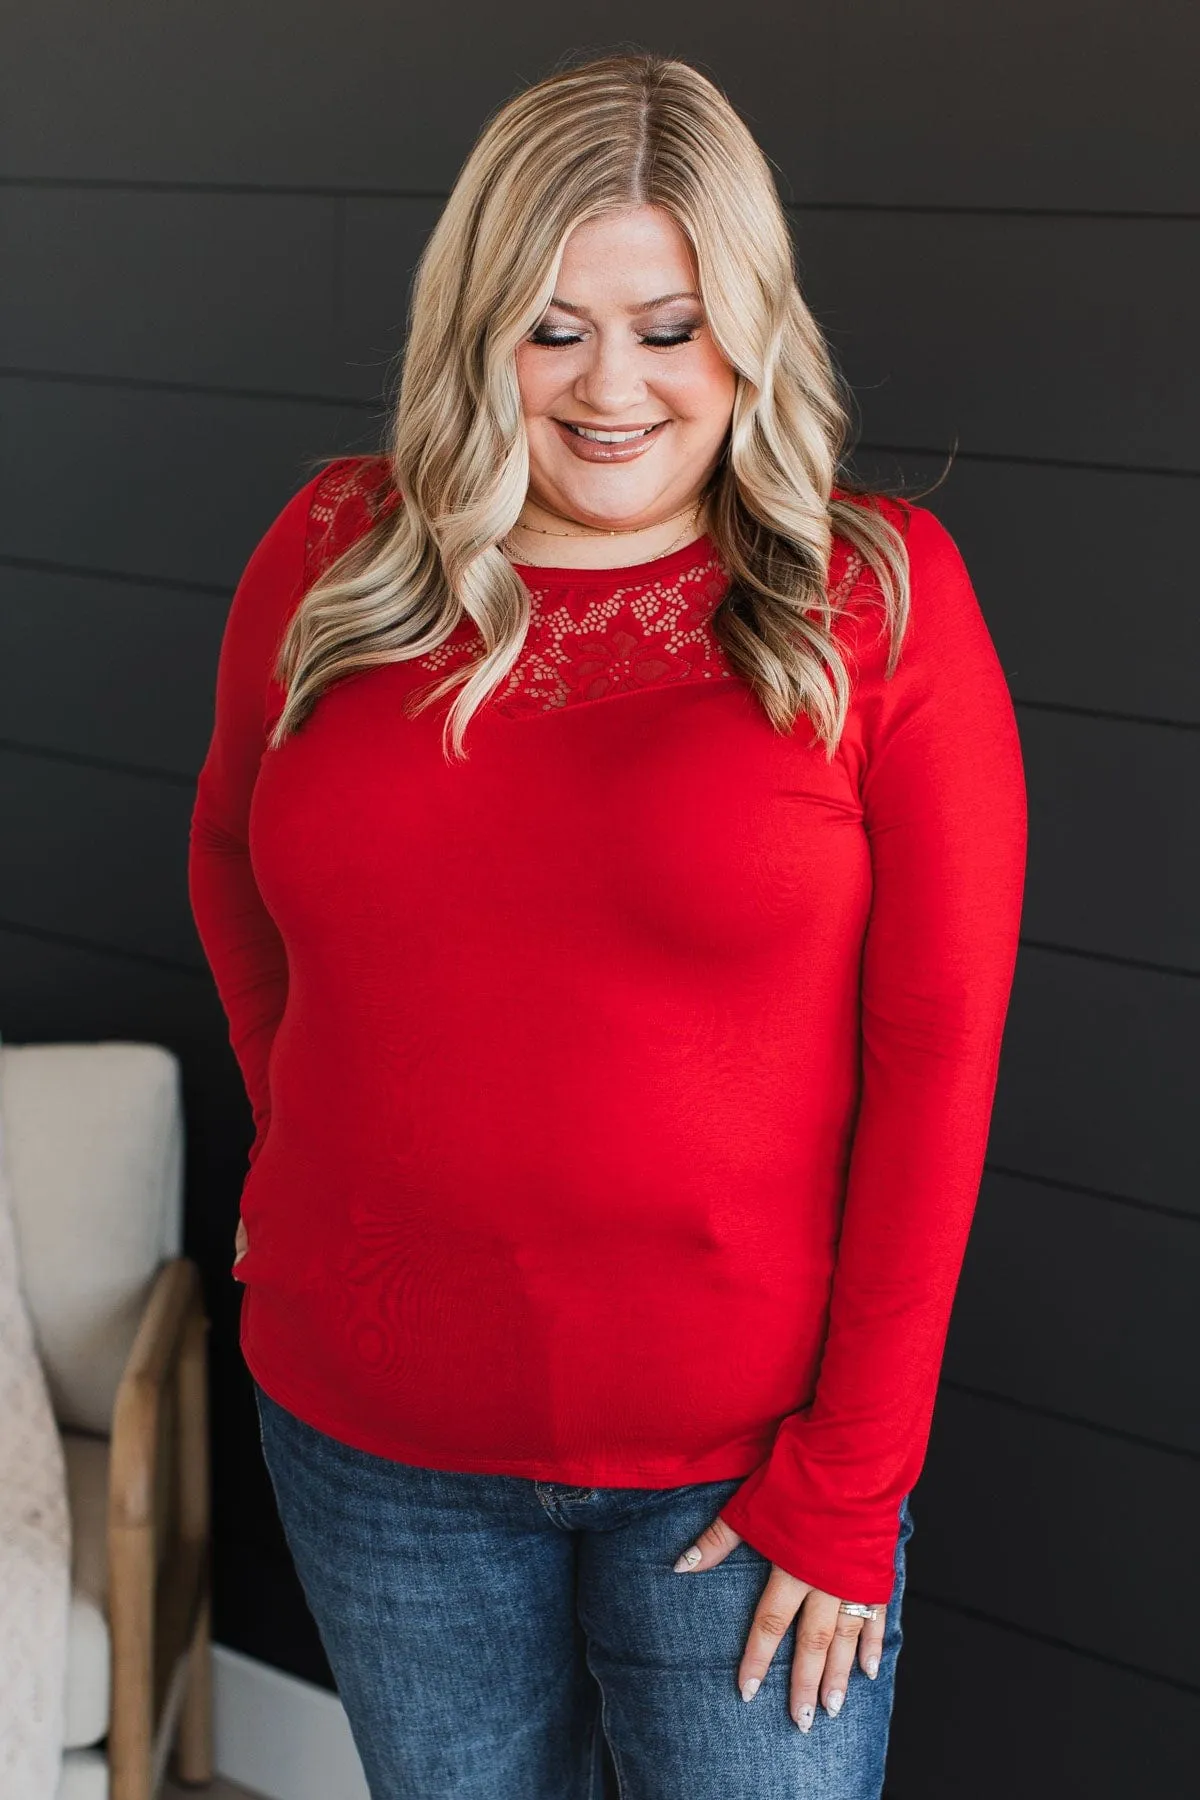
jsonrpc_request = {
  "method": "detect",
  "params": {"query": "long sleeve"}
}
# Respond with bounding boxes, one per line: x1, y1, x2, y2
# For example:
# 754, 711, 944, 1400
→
188, 475, 320, 1169
717, 503, 1028, 1602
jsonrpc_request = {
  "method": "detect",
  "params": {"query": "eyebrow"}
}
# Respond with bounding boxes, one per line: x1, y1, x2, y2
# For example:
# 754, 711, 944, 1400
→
546, 290, 701, 316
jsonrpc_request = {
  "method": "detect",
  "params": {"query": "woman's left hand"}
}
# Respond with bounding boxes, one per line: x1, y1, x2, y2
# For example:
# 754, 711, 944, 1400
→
672, 1511, 884, 1731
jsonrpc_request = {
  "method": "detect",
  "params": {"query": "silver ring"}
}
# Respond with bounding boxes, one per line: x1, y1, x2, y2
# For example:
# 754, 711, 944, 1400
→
837, 1602, 879, 1620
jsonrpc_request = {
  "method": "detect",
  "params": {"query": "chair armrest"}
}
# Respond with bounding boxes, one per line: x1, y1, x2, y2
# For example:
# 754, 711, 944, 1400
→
109, 1258, 203, 1531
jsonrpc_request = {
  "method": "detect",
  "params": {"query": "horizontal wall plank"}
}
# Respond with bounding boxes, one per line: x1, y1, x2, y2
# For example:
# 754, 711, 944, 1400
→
887, 1598, 1200, 1800
0, 187, 342, 393
0, 566, 224, 776
847, 452, 1200, 727
796, 212, 1200, 472
0, 750, 199, 967
991, 947, 1199, 1215
947, 1170, 1200, 1453
339, 195, 441, 399
819, 0, 1197, 213
910, 1386, 1200, 1683
0, 376, 377, 586
1020, 709, 1199, 971
3, 4, 1194, 211
0, 187, 439, 401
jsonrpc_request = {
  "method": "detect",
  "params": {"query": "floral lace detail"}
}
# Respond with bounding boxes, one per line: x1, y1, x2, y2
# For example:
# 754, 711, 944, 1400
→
418, 552, 737, 717
829, 547, 866, 615
304, 455, 399, 589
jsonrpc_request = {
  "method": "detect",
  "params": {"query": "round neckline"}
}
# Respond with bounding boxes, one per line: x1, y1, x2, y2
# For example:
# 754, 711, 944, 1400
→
505, 529, 720, 584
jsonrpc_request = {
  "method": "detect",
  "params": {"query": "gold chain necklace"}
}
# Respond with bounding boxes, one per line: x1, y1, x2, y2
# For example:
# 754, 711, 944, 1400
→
502, 504, 704, 568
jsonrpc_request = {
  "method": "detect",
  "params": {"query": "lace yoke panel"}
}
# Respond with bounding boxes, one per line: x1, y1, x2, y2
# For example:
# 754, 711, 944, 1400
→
418, 553, 738, 717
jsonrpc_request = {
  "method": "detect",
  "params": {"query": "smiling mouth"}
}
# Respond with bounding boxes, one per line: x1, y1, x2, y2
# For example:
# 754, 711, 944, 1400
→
559, 421, 668, 443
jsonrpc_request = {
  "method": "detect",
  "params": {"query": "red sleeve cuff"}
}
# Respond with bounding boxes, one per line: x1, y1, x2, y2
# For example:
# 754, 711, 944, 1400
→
716, 1458, 905, 1605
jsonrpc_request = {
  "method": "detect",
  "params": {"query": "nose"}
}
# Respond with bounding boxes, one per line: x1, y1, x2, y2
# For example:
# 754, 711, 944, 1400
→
572, 328, 649, 418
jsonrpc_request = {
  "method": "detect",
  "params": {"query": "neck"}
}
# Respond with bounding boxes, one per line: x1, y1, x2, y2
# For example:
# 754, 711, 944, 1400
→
505, 496, 708, 571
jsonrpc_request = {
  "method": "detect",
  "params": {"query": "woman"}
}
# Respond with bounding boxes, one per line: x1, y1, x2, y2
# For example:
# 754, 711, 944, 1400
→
189, 50, 1027, 1800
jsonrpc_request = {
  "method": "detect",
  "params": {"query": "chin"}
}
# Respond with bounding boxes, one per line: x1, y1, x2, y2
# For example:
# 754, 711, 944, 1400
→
543, 470, 673, 516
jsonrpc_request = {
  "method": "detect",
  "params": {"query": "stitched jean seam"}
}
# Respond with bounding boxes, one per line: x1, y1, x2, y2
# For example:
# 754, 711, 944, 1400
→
584, 1646, 626, 1800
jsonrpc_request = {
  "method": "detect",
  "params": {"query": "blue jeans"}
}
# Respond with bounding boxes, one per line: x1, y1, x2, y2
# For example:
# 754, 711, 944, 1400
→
254, 1380, 913, 1799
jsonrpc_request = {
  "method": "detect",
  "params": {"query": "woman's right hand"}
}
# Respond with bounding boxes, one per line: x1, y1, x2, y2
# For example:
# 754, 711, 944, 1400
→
234, 1214, 249, 1266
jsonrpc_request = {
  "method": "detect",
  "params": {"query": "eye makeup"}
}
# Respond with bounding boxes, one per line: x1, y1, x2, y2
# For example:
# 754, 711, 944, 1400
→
528, 317, 704, 349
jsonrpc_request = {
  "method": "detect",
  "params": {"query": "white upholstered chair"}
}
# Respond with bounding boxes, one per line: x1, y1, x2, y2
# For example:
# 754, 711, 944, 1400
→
0, 1041, 212, 1800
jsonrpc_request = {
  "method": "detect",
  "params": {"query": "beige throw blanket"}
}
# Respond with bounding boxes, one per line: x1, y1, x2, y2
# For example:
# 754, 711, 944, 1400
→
0, 1036, 70, 1799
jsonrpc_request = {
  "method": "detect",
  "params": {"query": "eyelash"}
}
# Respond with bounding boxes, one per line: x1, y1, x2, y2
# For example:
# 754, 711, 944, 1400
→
528, 326, 701, 349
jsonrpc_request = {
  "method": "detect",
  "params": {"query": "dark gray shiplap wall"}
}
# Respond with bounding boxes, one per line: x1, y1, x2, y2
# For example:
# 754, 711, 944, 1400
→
2, 6, 1197, 1796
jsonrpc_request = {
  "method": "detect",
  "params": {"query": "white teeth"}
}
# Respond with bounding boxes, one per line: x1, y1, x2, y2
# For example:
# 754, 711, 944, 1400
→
566, 423, 660, 443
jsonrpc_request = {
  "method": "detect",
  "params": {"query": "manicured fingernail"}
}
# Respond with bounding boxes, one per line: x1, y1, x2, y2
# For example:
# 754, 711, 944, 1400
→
866, 1656, 879, 1680
672, 1545, 702, 1572
740, 1677, 761, 1702
795, 1704, 814, 1733
824, 1689, 844, 1717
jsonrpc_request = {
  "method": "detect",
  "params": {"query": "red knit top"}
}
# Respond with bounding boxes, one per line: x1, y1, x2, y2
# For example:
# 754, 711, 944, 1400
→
188, 454, 1027, 1602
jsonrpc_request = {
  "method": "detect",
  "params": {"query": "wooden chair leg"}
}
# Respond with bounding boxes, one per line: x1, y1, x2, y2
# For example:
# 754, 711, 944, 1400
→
174, 1291, 213, 1785
108, 1514, 156, 1800
174, 1582, 213, 1784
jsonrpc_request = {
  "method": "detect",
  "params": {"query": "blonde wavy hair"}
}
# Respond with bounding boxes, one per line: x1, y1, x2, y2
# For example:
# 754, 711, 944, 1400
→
270, 49, 934, 763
